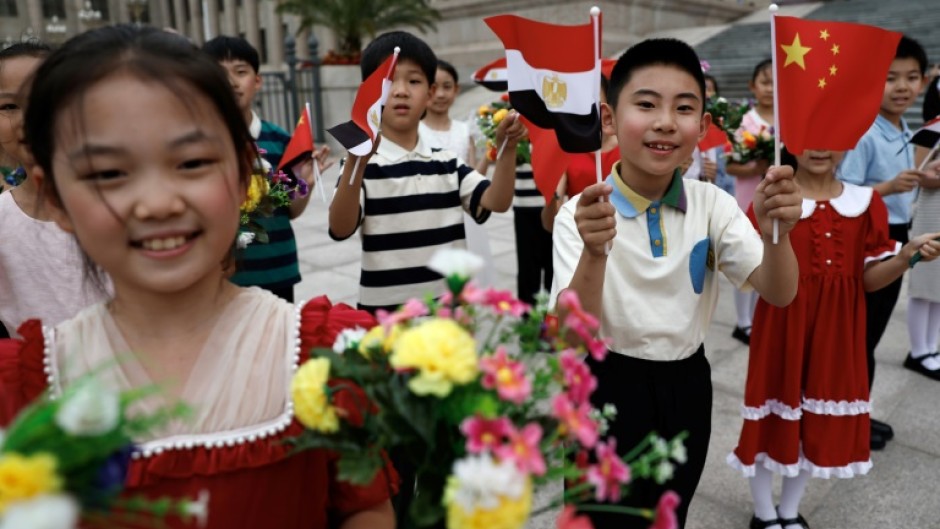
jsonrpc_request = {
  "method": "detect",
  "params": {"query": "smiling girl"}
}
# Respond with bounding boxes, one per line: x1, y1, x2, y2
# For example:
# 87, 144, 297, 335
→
0, 26, 395, 528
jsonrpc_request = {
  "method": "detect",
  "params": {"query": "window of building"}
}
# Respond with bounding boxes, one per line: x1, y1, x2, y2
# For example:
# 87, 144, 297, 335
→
42, 0, 66, 18
259, 27, 268, 64
0, 0, 18, 17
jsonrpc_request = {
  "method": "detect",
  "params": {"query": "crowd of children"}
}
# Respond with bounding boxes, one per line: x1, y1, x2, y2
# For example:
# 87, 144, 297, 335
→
0, 13, 938, 529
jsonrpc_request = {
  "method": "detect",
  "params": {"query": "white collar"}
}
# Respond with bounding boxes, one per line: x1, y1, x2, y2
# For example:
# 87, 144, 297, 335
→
248, 111, 262, 140
376, 134, 433, 163
800, 183, 873, 219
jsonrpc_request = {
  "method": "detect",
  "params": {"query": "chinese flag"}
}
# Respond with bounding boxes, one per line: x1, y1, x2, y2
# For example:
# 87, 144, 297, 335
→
698, 122, 729, 152
774, 16, 901, 154
278, 106, 314, 171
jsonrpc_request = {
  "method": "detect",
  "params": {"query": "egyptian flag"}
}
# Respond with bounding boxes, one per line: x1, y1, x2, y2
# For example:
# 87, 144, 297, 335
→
473, 57, 508, 91
911, 117, 940, 149
327, 47, 399, 156
278, 105, 315, 171
485, 14, 601, 153
520, 116, 568, 203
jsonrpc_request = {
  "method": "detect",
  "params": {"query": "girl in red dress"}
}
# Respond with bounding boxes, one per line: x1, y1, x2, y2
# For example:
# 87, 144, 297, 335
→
728, 148, 940, 529
0, 25, 395, 529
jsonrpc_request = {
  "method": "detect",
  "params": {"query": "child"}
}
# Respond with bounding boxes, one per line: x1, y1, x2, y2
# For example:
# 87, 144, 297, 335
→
0, 26, 395, 528
202, 35, 329, 303
328, 31, 524, 314
705, 72, 735, 197
726, 58, 775, 346
0, 42, 107, 338
419, 59, 497, 287
838, 35, 930, 448
728, 147, 940, 529
551, 38, 802, 529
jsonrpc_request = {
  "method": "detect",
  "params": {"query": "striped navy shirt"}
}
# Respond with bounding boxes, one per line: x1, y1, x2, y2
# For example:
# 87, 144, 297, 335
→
513, 163, 543, 210
330, 136, 491, 313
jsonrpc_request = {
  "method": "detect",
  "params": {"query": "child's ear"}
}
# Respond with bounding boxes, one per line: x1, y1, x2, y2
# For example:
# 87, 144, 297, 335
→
698, 112, 713, 141
33, 166, 74, 234
253, 73, 262, 91
428, 81, 437, 98
601, 102, 617, 137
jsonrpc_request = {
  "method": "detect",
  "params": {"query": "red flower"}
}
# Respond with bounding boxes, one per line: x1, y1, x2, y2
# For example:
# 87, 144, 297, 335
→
552, 393, 598, 448
586, 439, 631, 502
500, 93, 510, 102
559, 349, 597, 404
557, 505, 594, 529
328, 378, 376, 428
648, 491, 681, 529
300, 295, 377, 351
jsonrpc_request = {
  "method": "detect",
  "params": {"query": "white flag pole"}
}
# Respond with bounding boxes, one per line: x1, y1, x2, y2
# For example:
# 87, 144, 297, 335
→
590, 5, 610, 256
917, 136, 940, 171
351, 46, 400, 185
769, 3, 781, 244
307, 101, 326, 202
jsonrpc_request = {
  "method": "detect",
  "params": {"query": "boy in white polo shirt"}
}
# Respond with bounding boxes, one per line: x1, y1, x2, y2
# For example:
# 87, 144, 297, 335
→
551, 39, 802, 529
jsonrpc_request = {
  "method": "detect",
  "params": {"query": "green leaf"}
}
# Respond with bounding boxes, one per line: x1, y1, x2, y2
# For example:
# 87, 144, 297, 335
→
335, 448, 384, 485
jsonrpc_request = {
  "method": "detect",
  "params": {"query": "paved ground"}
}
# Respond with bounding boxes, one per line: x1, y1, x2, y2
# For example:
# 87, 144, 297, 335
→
293, 172, 940, 529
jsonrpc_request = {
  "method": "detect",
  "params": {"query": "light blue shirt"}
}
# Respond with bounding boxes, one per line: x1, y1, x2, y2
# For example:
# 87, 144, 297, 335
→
837, 114, 915, 225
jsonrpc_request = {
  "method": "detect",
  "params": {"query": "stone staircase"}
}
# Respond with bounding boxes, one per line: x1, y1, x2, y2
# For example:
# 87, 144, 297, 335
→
695, 0, 940, 128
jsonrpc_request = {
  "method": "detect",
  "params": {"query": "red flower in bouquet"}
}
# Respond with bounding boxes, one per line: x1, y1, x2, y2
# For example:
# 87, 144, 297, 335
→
558, 505, 594, 529
328, 378, 376, 428
552, 393, 599, 448
587, 439, 632, 503
559, 349, 597, 404
648, 491, 681, 529
461, 416, 512, 454
481, 347, 532, 404
496, 423, 546, 476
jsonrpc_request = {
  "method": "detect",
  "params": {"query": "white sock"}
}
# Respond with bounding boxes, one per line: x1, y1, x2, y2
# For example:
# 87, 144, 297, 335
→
735, 289, 755, 329
777, 470, 811, 528
749, 465, 782, 528
750, 290, 759, 318
908, 297, 932, 357
927, 301, 940, 352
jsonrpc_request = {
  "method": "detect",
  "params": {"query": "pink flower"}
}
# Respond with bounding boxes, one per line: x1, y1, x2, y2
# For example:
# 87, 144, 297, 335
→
460, 415, 511, 454
483, 288, 529, 317
559, 350, 597, 404
586, 439, 631, 503
557, 505, 594, 529
552, 394, 599, 448
496, 422, 546, 476
648, 491, 681, 529
460, 282, 487, 304
480, 347, 532, 404
376, 298, 429, 329
557, 290, 599, 331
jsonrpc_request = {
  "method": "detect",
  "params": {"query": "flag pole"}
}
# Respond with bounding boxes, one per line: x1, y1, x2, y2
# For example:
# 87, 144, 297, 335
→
351, 46, 400, 185
307, 101, 326, 202
917, 136, 940, 171
769, 3, 781, 244
591, 5, 602, 186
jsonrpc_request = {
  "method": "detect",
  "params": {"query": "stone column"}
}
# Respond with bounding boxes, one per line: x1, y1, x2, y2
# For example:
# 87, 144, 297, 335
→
172, 0, 185, 33
25, 0, 43, 35
204, 0, 218, 40
157, 0, 171, 30
187, 0, 203, 43
296, 27, 310, 60
116, 0, 129, 24
222, 0, 236, 36
264, 0, 283, 66
242, 0, 260, 53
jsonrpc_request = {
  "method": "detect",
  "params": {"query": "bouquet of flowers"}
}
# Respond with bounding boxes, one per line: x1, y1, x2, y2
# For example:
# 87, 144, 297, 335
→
0, 376, 204, 528
237, 149, 309, 248
289, 248, 686, 529
704, 97, 749, 143
476, 95, 531, 166
728, 124, 775, 164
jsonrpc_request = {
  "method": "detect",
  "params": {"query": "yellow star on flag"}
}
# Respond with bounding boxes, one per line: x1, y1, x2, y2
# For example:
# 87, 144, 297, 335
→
829, 65, 838, 76
818, 77, 827, 89
819, 29, 830, 41
781, 33, 812, 70
831, 44, 840, 55
298, 115, 306, 125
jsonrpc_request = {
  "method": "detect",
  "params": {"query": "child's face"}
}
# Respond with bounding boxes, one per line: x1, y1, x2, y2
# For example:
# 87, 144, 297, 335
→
602, 65, 708, 181
881, 57, 923, 120
704, 78, 717, 100
749, 66, 774, 109
218, 59, 261, 116
382, 59, 433, 135
428, 68, 458, 115
795, 150, 845, 177
0, 56, 42, 167
47, 73, 244, 296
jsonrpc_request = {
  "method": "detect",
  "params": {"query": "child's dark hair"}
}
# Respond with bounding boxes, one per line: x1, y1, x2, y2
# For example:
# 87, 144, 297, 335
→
360, 31, 437, 85
202, 35, 261, 73
437, 59, 458, 84
896, 35, 927, 75
0, 41, 52, 62
704, 74, 719, 96
751, 59, 772, 83
606, 38, 706, 111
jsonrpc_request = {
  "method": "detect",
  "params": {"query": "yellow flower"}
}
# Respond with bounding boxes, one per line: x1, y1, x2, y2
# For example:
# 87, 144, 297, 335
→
290, 358, 339, 433
358, 324, 402, 357
241, 173, 269, 214
0, 453, 62, 514
390, 319, 478, 398
445, 476, 532, 529
492, 108, 509, 125
477, 105, 491, 117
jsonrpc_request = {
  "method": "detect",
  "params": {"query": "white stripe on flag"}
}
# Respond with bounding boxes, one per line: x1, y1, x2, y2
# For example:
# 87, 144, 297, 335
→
505, 50, 597, 116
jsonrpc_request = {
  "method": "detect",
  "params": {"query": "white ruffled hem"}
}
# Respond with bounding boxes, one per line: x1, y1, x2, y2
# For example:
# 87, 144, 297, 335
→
726, 451, 872, 479
741, 397, 871, 420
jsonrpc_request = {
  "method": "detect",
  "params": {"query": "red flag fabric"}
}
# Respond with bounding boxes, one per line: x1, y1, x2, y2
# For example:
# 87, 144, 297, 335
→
278, 107, 314, 171
484, 14, 601, 153
774, 16, 901, 154
698, 122, 729, 152
472, 57, 508, 92
327, 49, 398, 156
520, 115, 568, 203
601, 58, 617, 79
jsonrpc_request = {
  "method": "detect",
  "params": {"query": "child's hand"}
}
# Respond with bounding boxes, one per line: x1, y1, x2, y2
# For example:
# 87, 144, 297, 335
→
752, 164, 802, 239
903, 232, 940, 262
701, 158, 717, 182
494, 111, 527, 150
889, 169, 927, 193
574, 182, 615, 257
294, 145, 334, 189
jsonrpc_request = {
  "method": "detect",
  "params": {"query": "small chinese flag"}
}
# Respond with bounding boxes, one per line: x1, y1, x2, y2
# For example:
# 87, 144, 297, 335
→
774, 16, 901, 154
278, 106, 314, 171
698, 122, 729, 152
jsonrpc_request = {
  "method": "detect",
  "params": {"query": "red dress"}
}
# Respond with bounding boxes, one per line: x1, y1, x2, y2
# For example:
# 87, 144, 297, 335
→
0, 295, 397, 529
729, 184, 898, 478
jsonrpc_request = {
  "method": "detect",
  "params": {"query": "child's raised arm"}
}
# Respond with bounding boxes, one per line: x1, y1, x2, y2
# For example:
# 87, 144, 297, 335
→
746, 165, 802, 307
864, 232, 940, 292
478, 112, 526, 213
558, 182, 616, 321
328, 141, 378, 240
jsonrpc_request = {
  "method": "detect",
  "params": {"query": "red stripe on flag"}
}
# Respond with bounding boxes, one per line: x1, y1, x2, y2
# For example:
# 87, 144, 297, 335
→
351, 52, 397, 142
520, 115, 568, 203
484, 14, 596, 72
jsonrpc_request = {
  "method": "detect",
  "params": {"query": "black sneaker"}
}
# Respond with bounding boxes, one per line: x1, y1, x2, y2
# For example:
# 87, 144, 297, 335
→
732, 326, 751, 345
870, 430, 886, 451
870, 418, 894, 441
902, 352, 940, 381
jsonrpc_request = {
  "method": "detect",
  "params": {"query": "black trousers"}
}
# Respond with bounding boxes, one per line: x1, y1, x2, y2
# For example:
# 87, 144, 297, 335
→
584, 346, 712, 529
865, 223, 909, 387
513, 207, 553, 305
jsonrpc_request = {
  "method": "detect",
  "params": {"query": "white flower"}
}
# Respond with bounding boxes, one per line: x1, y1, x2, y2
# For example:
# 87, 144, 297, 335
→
669, 438, 687, 464
427, 248, 484, 279
332, 327, 367, 354
55, 380, 120, 437
653, 460, 675, 483
449, 453, 526, 511
651, 437, 669, 458
0, 494, 79, 529
184, 489, 211, 528
236, 231, 256, 249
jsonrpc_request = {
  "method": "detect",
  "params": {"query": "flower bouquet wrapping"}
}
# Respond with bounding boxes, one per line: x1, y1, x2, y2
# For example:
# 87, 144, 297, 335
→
476, 95, 531, 165
289, 249, 687, 529
0, 376, 205, 528
237, 149, 309, 248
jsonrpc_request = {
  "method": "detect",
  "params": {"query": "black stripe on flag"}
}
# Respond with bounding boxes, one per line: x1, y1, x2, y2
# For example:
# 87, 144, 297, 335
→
510, 90, 601, 153
327, 120, 370, 151
477, 79, 508, 92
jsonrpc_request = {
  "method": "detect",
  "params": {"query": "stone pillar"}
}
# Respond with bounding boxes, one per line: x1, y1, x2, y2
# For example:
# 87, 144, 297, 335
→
222, 0, 236, 36
204, 0, 218, 40
296, 27, 310, 60
172, 0, 185, 33
116, 0, 129, 24
25, 0, 43, 35
157, 0, 171, 30
264, 0, 283, 66
187, 0, 203, 43
242, 0, 260, 53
